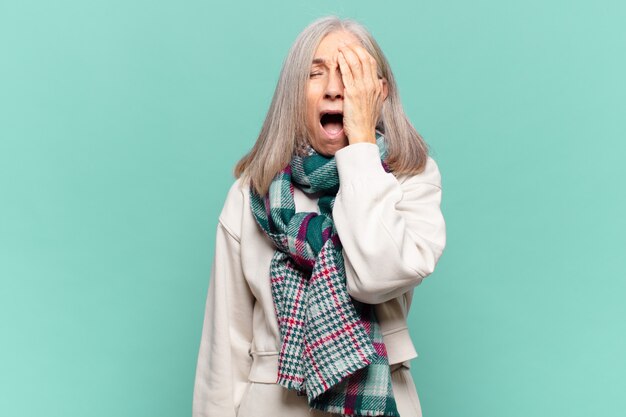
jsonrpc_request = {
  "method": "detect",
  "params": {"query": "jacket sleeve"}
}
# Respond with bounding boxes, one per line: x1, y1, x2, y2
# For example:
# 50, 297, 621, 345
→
332, 142, 447, 304
192, 183, 255, 417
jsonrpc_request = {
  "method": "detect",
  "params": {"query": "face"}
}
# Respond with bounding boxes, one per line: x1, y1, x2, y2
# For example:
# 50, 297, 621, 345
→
305, 30, 361, 156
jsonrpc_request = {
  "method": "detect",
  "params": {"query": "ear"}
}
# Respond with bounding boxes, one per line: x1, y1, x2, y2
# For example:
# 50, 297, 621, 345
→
381, 78, 389, 101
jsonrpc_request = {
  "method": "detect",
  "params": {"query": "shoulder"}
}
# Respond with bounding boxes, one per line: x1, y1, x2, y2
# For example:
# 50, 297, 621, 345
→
397, 155, 443, 189
217, 177, 250, 241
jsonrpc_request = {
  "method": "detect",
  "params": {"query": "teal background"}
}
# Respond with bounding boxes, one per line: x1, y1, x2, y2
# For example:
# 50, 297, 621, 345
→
1, 0, 624, 416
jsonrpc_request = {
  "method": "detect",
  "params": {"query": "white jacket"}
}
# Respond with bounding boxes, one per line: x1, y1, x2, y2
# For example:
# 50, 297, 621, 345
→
192, 142, 447, 417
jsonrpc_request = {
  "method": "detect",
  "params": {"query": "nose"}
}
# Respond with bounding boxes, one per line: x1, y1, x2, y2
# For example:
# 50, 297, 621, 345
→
324, 67, 343, 100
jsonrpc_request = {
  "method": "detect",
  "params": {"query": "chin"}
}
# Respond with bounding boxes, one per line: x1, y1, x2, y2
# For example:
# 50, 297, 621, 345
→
314, 141, 348, 157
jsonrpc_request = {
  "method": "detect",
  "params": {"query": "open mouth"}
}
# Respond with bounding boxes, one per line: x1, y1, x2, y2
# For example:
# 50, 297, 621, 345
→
320, 112, 344, 137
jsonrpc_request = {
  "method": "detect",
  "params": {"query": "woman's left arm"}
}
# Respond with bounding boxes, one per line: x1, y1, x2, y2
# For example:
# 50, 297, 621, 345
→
332, 143, 446, 304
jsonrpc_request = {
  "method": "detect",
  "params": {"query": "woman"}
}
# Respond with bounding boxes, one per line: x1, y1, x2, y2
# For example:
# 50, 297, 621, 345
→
192, 16, 446, 417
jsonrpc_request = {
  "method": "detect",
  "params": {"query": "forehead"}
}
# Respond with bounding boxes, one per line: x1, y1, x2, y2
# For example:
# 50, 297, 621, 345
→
312, 30, 361, 64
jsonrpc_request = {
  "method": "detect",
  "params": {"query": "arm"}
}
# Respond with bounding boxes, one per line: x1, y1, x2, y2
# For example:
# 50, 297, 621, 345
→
192, 184, 254, 417
332, 143, 446, 304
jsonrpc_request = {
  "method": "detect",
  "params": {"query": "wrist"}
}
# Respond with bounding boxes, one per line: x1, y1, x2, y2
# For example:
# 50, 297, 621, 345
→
347, 130, 376, 145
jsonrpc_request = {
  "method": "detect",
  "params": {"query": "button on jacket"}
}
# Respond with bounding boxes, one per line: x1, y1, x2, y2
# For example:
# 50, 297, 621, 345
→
192, 142, 447, 417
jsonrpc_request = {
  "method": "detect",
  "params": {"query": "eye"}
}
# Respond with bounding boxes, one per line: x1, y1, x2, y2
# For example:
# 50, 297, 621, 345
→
309, 72, 323, 78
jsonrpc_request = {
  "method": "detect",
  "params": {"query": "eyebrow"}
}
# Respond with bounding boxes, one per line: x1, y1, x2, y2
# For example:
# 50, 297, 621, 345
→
311, 58, 327, 65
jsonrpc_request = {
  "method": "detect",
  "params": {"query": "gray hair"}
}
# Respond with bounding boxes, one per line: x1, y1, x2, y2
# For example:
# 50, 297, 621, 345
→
234, 15, 429, 196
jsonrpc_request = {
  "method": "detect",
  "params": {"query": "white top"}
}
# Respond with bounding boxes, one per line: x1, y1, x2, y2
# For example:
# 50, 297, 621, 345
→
192, 142, 447, 417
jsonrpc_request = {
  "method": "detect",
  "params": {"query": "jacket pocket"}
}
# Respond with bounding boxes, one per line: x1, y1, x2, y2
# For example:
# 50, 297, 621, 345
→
236, 381, 254, 417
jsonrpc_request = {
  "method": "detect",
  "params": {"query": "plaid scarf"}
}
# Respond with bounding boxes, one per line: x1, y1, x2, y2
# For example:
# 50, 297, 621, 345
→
249, 132, 400, 416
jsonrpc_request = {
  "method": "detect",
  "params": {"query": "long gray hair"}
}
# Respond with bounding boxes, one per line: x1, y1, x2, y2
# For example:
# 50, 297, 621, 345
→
234, 15, 429, 196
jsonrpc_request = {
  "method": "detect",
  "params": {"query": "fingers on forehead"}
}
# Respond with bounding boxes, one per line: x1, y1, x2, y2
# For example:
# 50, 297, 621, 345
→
352, 44, 370, 61
337, 51, 354, 81
340, 43, 365, 60
344, 44, 379, 71
339, 44, 359, 62
350, 44, 379, 82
